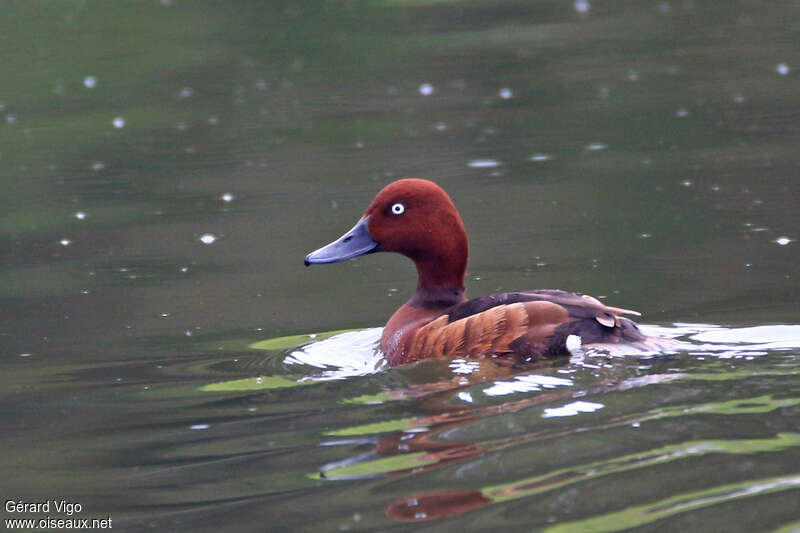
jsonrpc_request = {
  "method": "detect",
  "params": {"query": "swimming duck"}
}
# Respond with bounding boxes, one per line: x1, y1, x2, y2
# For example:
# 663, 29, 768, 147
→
305, 179, 663, 366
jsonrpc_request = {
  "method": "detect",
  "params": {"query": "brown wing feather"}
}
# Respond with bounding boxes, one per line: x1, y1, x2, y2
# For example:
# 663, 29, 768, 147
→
405, 290, 659, 361
491, 302, 528, 352
408, 300, 572, 359
408, 315, 446, 356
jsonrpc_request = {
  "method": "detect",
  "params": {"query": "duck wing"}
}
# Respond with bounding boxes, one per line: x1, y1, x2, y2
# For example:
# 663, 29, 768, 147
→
408, 290, 658, 362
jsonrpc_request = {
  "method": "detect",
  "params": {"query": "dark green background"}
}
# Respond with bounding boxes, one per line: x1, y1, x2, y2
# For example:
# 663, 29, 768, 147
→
1, 1, 798, 531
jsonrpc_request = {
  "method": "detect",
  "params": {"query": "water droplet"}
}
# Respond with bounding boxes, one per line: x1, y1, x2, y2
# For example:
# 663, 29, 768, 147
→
632, 421, 641, 428
178, 87, 194, 98
418, 83, 434, 96
574, 0, 590, 13
682, 180, 693, 187
6, 114, 17, 124
220, 192, 234, 202
18, 353, 32, 358
587, 143, 607, 151
255, 79, 267, 90
189, 424, 210, 430
627, 70, 640, 81
207, 115, 219, 125
91, 162, 105, 171
199, 233, 217, 244
733, 94, 745, 104
60, 238, 72, 246
774, 237, 793, 246
675, 108, 689, 118
75, 211, 87, 220
468, 159, 500, 168
180, 267, 188, 273
498, 87, 513, 99
529, 154, 552, 162
776, 63, 790, 75
435, 122, 447, 131
83, 76, 97, 88
112, 117, 125, 128
414, 512, 427, 520
639, 233, 652, 239
184, 330, 193, 336
175, 122, 189, 131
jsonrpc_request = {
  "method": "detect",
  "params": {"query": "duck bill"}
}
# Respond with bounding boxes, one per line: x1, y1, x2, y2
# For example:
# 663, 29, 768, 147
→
304, 216, 378, 265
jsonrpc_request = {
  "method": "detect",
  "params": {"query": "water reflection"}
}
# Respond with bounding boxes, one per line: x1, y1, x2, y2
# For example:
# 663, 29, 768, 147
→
193, 323, 800, 525
197, 321, 800, 391
3, 0, 800, 530
387, 437, 800, 525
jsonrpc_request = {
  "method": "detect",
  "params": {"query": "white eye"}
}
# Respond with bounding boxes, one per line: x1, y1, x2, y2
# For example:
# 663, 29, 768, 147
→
391, 203, 405, 215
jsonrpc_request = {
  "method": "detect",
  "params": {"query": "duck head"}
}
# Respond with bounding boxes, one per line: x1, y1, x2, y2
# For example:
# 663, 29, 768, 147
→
305, 179, 469, 302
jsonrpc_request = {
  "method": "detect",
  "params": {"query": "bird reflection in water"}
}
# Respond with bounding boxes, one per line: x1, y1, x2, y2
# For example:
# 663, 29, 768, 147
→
316, 356, 684, 523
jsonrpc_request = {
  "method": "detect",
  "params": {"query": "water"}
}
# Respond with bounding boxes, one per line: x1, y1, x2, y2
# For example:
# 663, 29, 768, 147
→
2, 1, 799, 531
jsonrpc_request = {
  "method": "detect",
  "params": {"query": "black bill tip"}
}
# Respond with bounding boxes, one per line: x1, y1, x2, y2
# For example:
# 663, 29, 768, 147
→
304, 216, 378, 266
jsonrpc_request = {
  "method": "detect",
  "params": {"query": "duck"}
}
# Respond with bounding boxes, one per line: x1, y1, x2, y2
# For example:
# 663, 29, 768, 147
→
305, 178, 667, 366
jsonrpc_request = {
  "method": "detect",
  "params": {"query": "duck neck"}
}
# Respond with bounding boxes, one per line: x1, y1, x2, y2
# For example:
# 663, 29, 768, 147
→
409, 255, 467, 309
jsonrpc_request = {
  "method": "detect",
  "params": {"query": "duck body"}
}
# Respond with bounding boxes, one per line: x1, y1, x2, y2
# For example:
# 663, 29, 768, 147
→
305, 179, 661, 366
381, 289, 649, 366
